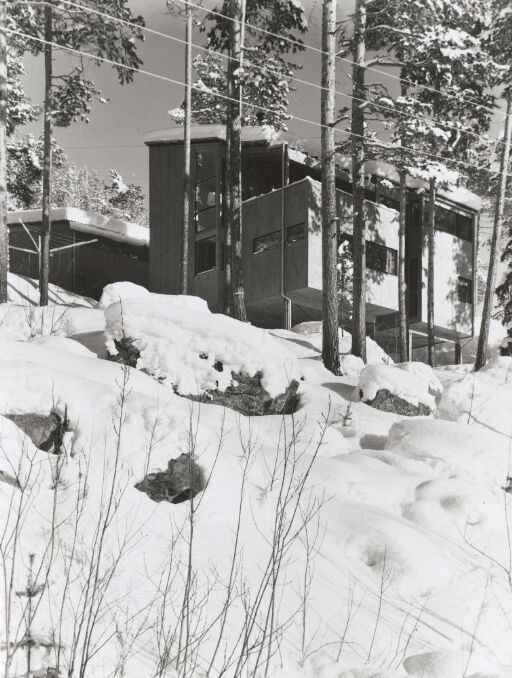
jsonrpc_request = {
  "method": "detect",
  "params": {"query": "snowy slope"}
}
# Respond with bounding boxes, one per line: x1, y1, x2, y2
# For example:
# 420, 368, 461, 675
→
1, 283, 512, 678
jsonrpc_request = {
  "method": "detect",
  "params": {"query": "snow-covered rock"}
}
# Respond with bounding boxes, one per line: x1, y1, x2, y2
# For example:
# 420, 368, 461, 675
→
355, 364, 436, 413
104, 296, 299, 396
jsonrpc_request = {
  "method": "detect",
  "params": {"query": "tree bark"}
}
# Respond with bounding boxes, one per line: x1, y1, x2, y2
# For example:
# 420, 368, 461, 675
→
475, 94, 512, 371
226, 0, 247, 322
398, 169, 408, 361
180, 4, 192, 295
427, 177, 436, 367
351, 0, 367, 362
0, 0, 7, 304
321, 0, 340, 374
40, 3, 53, 307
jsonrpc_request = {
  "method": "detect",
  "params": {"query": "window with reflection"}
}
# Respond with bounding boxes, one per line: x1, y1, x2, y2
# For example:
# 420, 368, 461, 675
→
194, 151, 218, 233
338, 233, 397, 276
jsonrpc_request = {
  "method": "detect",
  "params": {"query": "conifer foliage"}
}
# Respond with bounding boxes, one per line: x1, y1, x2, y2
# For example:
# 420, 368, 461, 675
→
7, 0, 145, 305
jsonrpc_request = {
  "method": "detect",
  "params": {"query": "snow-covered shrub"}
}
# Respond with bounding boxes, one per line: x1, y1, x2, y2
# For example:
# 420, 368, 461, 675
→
104, 296, 300, 397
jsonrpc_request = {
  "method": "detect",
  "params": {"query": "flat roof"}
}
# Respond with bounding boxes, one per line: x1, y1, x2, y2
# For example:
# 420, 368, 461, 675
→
144, 124, 295, 146
144, 124, 482, 211
8, 207, 149, 247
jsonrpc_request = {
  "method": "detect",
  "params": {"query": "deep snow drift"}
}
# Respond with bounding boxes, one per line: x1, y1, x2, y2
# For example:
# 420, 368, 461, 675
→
1, 278, 512, 678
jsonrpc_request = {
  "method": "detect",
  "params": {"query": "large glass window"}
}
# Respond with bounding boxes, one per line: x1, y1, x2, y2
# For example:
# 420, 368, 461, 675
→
436, 205, 473, 241
287, 223, 305, 243
195, 236, 216, 273
253, 230, 281, 253
457, 276, 473, 303
194, 151, 218, 233
339, 233, 397, 276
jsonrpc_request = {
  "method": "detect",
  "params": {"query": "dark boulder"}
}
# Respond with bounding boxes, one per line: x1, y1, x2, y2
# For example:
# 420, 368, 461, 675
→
361, 388, 431, 417
187, 371, 300, 417
134, 453, 205, 504
5, 409, 69, 454
107, 337, 140, 368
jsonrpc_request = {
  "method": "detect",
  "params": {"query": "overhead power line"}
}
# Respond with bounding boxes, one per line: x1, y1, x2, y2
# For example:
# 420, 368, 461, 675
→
29, 0, 503, 151
6, 27, 512, 183
177, 0, 508, 122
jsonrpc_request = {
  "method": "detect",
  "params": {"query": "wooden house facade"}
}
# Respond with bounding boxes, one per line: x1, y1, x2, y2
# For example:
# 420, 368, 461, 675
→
8, 208, 149, 299
146, 125, 480, 361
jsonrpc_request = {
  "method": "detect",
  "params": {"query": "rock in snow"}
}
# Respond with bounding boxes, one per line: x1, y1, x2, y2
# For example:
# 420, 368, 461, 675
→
134, 453, 205, 504
355, 363, 439, 415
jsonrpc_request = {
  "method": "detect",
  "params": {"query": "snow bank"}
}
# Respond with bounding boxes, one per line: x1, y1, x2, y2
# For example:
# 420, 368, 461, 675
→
439, 356, 512, 438
98, 281, 210, 314
395, 361, 443, 397
386, 418, 508, 481
356, 364, 437, 410
292, 321, 392, 366
105, 297, 299, 396
7, 272, 95, 307
28, 335, 96, 357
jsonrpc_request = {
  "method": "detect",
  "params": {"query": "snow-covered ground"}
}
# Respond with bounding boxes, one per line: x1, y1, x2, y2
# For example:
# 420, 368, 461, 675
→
1, 277, 512, 678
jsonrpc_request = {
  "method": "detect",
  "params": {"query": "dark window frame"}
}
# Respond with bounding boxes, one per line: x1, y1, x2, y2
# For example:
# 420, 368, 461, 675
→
195, 235, 216, 274
253, 230, 281, 254
339, 232, 398, 276
435, 204, 474, 242
286, 223, 305, 243
457, 276, 473, 304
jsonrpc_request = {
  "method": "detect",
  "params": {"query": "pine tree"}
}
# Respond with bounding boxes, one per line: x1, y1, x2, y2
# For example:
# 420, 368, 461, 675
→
321, 0, 340, 374
0, 0, 7, 303
13, 0, 144, 305
205, 0, 307, 319
350, 0, 368, 363
366, 0, 494, 365
476, 0, 512, 369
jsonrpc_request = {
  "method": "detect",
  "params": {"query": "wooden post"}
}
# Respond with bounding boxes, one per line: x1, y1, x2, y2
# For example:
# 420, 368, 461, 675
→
398, 169, 408, 361
427, 177, 436, 367
351, 0, 367, 363
320, 0, 340, 374
455, 340, 462, 365
40, 2, 53, 306
180, 3, 192, 295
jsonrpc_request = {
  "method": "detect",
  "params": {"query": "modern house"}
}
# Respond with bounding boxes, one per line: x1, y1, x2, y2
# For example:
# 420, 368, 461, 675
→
145, 125, 480, 362
7, 207, 149, 299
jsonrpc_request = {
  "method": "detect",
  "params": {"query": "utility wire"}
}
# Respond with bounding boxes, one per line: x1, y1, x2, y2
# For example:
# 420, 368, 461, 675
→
7, 27, 512, 182
32, 0, 503, 151
177, 0, 508, 122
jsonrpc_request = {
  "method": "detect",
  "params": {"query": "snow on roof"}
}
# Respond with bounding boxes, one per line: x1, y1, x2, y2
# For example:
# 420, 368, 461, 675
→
144, 125, 481, 211
144, 124, 295, 146
8, 207, 149, 247
365, 160, 482, 211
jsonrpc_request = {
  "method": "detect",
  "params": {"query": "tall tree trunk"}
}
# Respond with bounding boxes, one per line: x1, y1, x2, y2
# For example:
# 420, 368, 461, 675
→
40, 3, 53, 307
226, 0, 247, 322
0, 0, 7, 304
351, 0, 367, 362
398, 168, 408, 361
475, 94, 512, 371
321, 0, 339, 374
427, 177, 436, 367
180, 4, 192, 295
